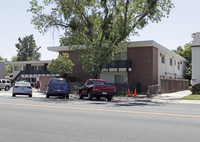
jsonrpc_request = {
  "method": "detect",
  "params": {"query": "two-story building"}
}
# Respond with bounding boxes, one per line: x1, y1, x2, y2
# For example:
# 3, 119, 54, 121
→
10, 60, 58, 86
48, 40, 188, 92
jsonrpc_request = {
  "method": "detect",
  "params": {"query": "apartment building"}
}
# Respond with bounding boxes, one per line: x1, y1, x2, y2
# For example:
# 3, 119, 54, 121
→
48, 40, 188, 92
10, 60, 58, 85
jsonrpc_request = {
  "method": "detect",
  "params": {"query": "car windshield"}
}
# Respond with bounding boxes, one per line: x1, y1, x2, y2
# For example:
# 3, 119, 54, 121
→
15, 82, 30, 86
89, 80, 105, 85
50, 79, 67, 85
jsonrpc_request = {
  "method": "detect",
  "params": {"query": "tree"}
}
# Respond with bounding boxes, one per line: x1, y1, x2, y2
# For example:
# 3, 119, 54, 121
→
0, 56, 12, 76
28, 0, 174, 78
15, 34, 41, 61
173, 43, 192, 80
47, 53, 74, 78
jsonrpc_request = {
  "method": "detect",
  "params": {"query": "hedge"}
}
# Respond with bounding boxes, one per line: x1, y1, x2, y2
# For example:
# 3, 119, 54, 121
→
189, 84, 200, 94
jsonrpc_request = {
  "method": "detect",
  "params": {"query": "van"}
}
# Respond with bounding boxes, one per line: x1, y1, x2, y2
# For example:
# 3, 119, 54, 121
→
0, 79, 11, 91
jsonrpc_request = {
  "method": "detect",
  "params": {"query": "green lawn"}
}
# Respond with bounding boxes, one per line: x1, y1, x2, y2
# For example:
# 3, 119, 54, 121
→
182, 94, 200, 100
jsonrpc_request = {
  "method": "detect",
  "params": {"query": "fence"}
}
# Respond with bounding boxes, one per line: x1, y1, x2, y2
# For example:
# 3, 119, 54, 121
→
147, 84, 161, 97
160, 78, 189, 93
68, 82, 141, 95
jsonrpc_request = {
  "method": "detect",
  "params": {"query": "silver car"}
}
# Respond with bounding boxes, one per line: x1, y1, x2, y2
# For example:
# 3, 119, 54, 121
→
12, 81, 32, 97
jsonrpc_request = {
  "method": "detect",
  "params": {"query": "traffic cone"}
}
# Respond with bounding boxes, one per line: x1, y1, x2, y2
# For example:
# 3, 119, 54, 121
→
146, 90, 150, 97
128, 89, 131, 96
134, 88, 137, 96
131, 90, 133, 96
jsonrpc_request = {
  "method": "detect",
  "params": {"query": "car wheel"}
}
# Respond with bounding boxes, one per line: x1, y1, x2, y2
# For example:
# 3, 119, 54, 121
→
97, 97, 101, 100
107, 96, 113, 101
5, 86, 10, 91
87, 91, 92, 100
46, 94, 49, 98
12, 93, 15, 97
29, 94, 32, 97
65, 94, 69, 99
79, 91, 83, 99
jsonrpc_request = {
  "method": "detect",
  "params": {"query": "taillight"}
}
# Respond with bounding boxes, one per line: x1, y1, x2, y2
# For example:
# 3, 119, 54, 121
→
93, 87, 96, 91
14, 86, 19, 88
114, 87, 116, 92
27, 86, 32, 89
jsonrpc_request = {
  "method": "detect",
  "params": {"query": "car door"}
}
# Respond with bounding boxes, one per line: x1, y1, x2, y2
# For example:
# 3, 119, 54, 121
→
0, 80, 3, 89
81, 80, 89, 95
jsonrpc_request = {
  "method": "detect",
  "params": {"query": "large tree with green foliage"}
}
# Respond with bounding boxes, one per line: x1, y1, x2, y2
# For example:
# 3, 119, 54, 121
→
47, 53, 74, 78
173, 43, 192, 80
29, 0, 174, 78
15, 34, 41, 61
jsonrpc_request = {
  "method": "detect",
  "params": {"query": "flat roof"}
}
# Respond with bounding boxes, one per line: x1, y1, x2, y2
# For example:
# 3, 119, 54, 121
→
8, 60, 51, 65
47, 40, 188, 63
191, 32, 200, 47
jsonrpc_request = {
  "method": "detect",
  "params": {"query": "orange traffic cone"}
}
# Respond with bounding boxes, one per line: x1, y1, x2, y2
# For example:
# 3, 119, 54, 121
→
131, 90, 133, 96
128, 89, 131, 96
146, 90, 150, 97
134, 88, 137, 96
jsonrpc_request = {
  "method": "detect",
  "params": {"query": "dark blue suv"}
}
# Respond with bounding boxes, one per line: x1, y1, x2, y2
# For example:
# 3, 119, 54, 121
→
46, 78, 69, 99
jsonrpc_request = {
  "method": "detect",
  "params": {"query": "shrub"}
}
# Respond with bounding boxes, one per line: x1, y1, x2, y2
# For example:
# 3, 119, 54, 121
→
190, 84, 200, 94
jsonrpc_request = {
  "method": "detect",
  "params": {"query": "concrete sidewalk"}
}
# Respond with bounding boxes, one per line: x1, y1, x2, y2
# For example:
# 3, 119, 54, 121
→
152, 90, 200, 104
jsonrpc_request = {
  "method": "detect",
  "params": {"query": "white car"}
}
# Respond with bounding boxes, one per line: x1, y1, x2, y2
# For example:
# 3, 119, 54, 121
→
12, 81, 32, 97
0, 79, 11, 91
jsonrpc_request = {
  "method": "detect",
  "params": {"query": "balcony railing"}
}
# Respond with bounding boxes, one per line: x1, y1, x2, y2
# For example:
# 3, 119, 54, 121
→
21, 70, 51, 75
105, 60, 132, 71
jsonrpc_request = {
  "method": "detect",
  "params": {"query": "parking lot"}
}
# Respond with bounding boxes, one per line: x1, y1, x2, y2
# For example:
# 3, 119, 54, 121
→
0, 88, 45, 98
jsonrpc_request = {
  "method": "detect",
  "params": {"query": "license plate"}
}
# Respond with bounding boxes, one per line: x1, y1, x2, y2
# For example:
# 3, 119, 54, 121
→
102, 92, 107, 95
57, 89, 61, 92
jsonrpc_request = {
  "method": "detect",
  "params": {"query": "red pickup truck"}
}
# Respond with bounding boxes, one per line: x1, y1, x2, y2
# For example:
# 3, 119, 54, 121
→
79, 79, 116, 101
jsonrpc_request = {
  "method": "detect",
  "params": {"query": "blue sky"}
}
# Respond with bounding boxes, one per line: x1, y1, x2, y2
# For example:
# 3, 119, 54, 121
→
0, 0, 199, 61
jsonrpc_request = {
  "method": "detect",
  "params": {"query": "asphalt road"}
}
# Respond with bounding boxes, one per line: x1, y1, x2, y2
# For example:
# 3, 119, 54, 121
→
0, 89, 200, 142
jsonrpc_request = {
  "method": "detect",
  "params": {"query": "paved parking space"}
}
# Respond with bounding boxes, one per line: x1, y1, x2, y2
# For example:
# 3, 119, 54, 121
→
0, 88, 46, 98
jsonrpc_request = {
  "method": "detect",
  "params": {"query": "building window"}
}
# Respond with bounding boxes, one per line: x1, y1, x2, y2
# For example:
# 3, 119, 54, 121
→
170, 58, 173, 66
160, 53, 165, 64
114, 52, 127, 60
114, 75, 126, 83
14, 66, 20, 71
23, 66, 26, 71
174, 60, 176, 65
31, 66, 37, 71
178, 62, 180, 70
31, 78, 36, 83
38, 66, 44, 71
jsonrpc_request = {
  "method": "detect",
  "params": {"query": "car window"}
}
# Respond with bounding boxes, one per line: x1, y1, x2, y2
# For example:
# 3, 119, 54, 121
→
50, 79, 67, 85
2, 80, 6, 83
7, 80, 10, 83
89, 80, 105, 85
15, 82, 30, 86
0, 81, 1, 83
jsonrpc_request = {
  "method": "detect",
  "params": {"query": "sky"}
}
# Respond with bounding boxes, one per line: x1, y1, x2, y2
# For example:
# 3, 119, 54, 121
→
0, 0, 200, 61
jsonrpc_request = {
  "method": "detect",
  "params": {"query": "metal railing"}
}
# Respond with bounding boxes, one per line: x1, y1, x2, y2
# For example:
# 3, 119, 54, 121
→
105, 60, 132, 69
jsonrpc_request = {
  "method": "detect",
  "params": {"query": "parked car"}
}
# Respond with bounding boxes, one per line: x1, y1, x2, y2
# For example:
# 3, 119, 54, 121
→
0, 79, 11, 91
46, 78, 69, 99
34, 81, 40, 89
12, 81, 32, 97
79, 79, 116, 101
